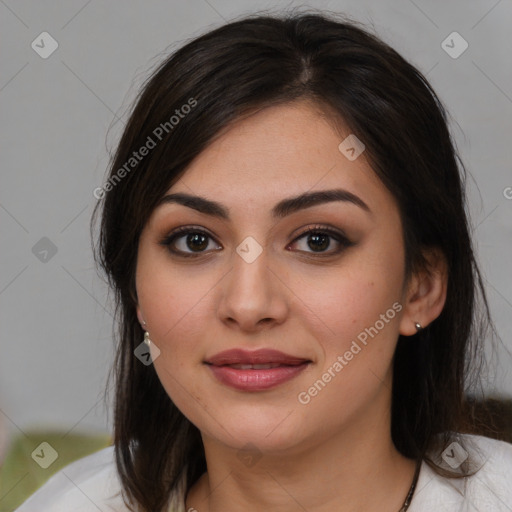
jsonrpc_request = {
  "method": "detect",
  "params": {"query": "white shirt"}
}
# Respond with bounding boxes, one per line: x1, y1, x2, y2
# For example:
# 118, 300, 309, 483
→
15, 433, 512, 511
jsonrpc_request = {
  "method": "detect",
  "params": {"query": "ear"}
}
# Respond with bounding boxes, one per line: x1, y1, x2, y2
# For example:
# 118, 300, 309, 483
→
136, 305, 146, 329
131, 283, 146, 328
399, 247, 448, 336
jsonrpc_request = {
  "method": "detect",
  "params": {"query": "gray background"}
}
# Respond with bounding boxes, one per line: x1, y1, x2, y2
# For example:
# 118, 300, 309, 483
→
1, 0, 511, 456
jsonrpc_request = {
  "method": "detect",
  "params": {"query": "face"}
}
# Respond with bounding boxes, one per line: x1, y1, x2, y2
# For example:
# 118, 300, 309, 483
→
135, 100, 412, 454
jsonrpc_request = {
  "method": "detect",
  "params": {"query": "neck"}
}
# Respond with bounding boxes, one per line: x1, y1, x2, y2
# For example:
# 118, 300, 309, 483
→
186, 383, 417, 512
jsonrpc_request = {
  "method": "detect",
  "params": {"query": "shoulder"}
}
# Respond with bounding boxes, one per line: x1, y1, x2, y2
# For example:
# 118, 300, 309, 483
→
410, 433, 512, 512
14, 446, 128, 512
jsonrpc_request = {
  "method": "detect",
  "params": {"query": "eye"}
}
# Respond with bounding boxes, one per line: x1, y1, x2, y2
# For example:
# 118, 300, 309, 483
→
160, 224, 353, 259
159, 226, 221, 257
288, 225, 353, 255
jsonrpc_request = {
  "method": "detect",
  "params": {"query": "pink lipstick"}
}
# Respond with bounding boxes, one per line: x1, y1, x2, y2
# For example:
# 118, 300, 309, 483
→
204, 348, 310, 391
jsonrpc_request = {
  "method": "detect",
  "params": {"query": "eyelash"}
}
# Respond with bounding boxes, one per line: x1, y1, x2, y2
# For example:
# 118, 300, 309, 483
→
159, 224, 354, 259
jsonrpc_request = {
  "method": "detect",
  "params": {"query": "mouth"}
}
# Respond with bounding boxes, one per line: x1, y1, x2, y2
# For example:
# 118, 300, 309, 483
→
222, 363, 291, 369
204, 349, 311, 391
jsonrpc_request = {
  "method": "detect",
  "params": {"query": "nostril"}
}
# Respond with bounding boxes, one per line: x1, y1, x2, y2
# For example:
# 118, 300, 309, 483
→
258, 318, 272, 324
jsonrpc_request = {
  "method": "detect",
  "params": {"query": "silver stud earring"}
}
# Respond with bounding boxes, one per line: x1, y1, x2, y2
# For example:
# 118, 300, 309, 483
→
144, 331, 151, 346
414, 322, 423, 332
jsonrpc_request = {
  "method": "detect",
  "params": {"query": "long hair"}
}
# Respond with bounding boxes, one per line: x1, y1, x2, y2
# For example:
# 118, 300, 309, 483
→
92, 10, 498, 512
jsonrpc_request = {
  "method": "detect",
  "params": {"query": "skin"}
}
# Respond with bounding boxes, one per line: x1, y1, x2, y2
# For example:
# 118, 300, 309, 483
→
135, 99, 448, 512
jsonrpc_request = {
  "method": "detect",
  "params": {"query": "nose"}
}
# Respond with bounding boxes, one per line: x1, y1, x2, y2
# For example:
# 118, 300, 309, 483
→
217, 247, 289, 333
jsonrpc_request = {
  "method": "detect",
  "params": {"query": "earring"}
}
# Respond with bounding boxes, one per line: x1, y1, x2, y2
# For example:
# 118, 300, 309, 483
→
414, 322, 423, 332
144, 331, 151, 346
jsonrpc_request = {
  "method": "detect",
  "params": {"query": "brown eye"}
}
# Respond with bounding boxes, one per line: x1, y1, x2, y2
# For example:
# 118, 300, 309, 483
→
289, 226, 353, 255
160, 227, 221, 257
305, 232, 330, 252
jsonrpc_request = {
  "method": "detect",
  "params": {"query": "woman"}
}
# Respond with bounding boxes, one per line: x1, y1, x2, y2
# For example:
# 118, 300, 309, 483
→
16, 10, 512, 512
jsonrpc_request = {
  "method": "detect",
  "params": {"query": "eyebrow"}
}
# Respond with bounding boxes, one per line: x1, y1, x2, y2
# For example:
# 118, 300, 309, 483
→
158, 188, 371, 219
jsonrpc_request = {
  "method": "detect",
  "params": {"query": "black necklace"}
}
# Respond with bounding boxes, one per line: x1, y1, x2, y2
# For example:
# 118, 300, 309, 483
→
398, 458, 422, 511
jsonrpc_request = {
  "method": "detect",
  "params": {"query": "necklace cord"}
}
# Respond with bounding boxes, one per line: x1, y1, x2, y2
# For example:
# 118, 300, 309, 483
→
399, 458, 422, 512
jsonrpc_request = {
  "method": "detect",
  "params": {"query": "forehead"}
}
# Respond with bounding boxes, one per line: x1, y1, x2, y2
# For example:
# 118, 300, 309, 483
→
162, 100, 395, 219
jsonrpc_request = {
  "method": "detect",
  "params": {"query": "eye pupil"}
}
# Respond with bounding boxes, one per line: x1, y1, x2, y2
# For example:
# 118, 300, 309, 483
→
187, 233, 208, 251
308, 233, 330, 252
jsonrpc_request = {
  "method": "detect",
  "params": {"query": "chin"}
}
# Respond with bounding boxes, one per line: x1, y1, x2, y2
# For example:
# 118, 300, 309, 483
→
202, 411, 307, 453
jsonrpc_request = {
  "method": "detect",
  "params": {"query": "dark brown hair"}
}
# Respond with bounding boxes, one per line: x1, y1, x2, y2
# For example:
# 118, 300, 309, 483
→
93, 10, 500, 512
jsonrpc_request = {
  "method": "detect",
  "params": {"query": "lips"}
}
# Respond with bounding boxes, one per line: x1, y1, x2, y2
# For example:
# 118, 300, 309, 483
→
204, 349, 311, 391
204, 348, 310, 367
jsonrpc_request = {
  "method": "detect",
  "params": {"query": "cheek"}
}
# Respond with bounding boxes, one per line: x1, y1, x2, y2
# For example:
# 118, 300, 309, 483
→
292, 255, 404, 426
137, 265, 210, 419
135, 254, 227, 413
294, 234, 405, 365
136, 243, 216, 343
